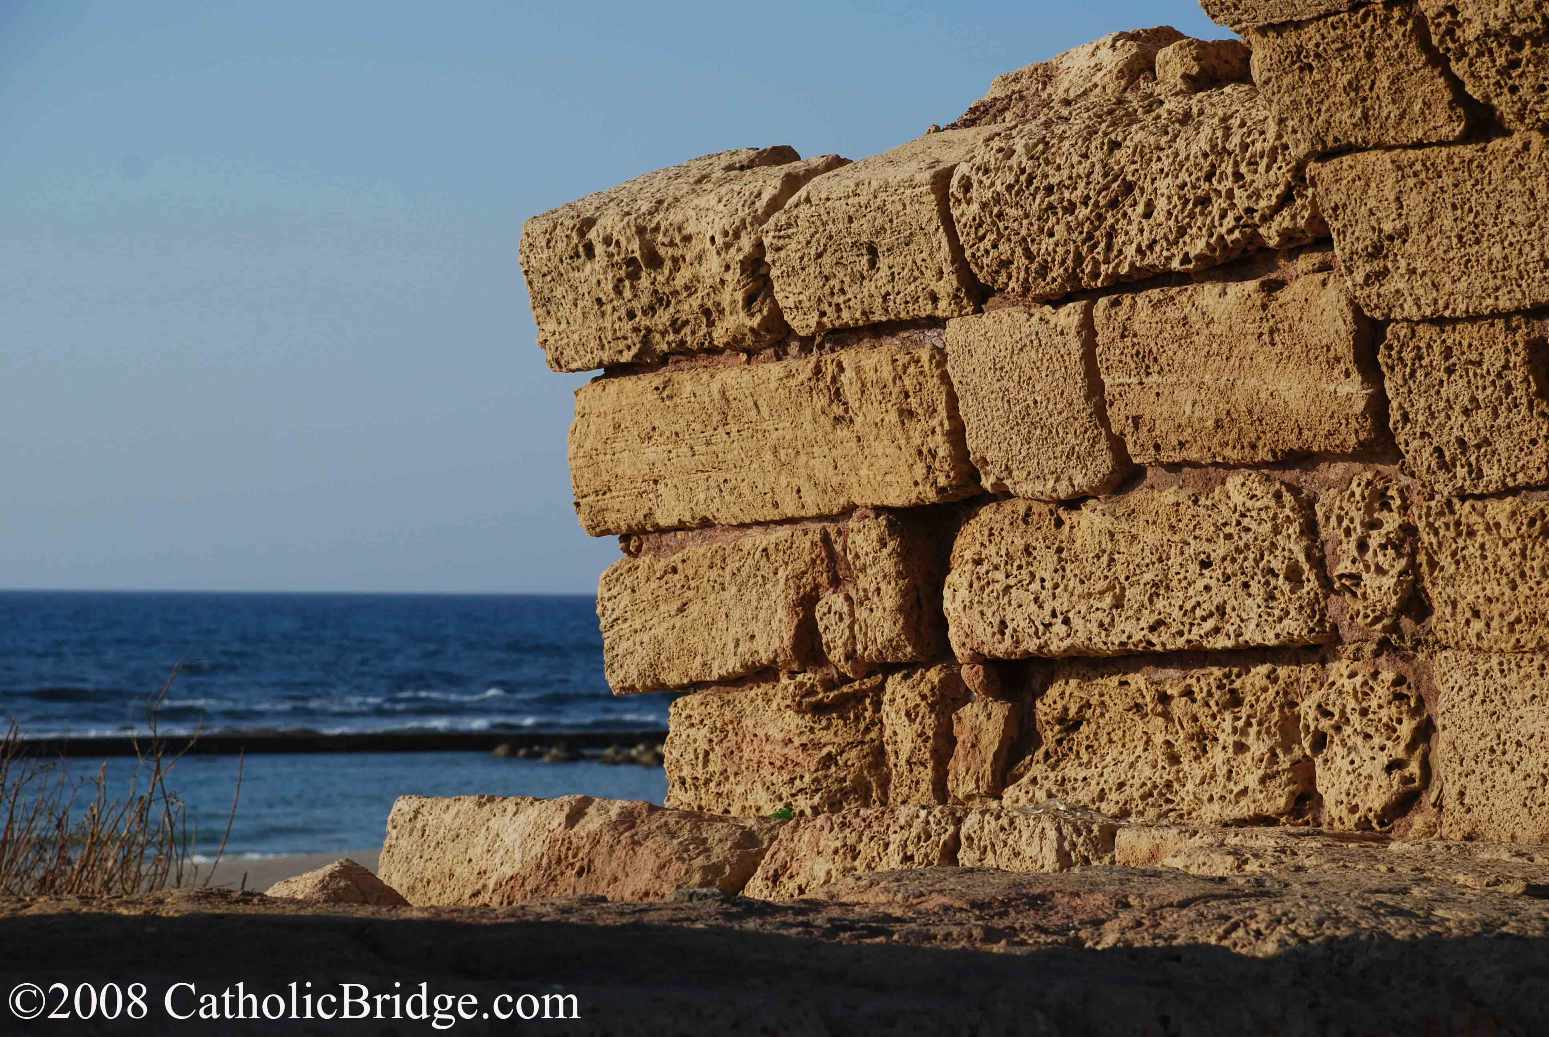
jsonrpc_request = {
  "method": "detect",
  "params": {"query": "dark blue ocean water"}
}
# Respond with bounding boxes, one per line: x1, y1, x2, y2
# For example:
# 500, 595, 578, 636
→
0, 592, 669, 857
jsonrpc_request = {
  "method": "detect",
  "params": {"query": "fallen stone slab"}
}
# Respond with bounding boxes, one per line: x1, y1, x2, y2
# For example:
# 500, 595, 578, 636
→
520, 147, 843, 372
1093, 253, 1381, 465
741, 806, 962, 901
944, 473, 1331, 660
264, 858, 407, 907
569, 329, 977, 535
1420, 0, 1549, 132
378, 795, 774, 906
1314, 134, 1549, 320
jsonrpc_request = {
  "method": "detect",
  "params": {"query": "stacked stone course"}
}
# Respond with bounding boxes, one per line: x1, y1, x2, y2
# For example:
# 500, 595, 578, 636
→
383, 1, 1549, 905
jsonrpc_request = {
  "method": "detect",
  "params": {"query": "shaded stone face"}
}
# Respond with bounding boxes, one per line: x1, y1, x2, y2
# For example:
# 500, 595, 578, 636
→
1381, 317, 1549, 496
1433, 651, 1549, 844
1248, 2, 1468, 154
568, 331, 978, 535
1420, 0, 1549, 132
1199, 0, 1372, 32
944, 303, 1128, 501
948, 85, 1318, 303
1417, 497, 1549, 653
944, 474, 1331, 661
1313, 134, 1549, 320
1092, 256, 1381, 465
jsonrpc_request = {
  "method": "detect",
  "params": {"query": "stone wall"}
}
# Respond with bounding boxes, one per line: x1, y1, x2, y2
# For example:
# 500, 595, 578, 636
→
520, 3, 1549, 847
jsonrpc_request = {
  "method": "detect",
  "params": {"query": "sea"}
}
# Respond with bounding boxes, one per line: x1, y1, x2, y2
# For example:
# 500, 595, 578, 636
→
0, 592, 668, 858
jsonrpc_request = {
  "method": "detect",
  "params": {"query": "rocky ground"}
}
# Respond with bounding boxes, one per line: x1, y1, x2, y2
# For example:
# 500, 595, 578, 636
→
2, 851, 1547, 1035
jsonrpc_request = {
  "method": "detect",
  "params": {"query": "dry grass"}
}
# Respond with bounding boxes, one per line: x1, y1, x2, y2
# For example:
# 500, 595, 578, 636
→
0, 669, 240, 897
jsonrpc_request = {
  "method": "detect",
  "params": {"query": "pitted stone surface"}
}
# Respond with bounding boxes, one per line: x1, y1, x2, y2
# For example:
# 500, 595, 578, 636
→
1154, 38, 1252, 96
763, 129, 995, 335
1003, 654, 1318, 824
1420, 0, 1549, 132
599, 514, 946, 693
1201, 0, 1371, 32
958, 805, 1119, 873
520, 147, 843, 372
1314, 135, 1549, 320
947, 697, 1020, 802
948, 28, 1186, 129
1417, 497, 1549, 653
881, 666, 971, 807
949, 84, 1317, 302
664, 674, 888, 817
742, 806, 962, 900
1381, 318, 1549, 497
378, 795, 774, 906
1315, 471, 1418, 638
944, 303, 1128, 500
1093, 257, 1380, 464
1301, 658, 1430, 831
1249, 2, 1468, 154
945, 474, 1331, 660
1434, 651, 1549, 844
569, 330, 977, 535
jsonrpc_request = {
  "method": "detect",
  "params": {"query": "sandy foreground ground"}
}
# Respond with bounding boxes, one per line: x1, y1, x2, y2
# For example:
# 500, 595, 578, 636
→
192, 849, 381, 892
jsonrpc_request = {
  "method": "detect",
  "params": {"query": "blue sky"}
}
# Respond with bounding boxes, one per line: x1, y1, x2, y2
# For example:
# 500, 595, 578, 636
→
0, 1, 1233, 593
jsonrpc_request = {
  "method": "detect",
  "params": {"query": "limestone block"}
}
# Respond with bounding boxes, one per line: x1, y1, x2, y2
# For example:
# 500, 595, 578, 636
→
378, 796, 774, 906
1313, 135, 1549, 320
1420, 0, 1549, 132
949, 85, 1316, 302
520, 147, 844, 372
881, 665, 972, 807
265, 859, 407, 907
949, 28, 1187, 128
1154, 38, 1252, 96
1301, 659, 1430, 831
1003, 654, 1318, 824
957, 805, 1118, 873
1417, 497, 1549, 652
1433, 651, 1549, 844
1093, 259, 1380, 464
1381, 318, 1549, 496
569, 330, 977, 535
664, 674, 888, 817
944, 303, 1128, 501
599, 513, 946, 693
945, 474, 1331, 660
1249, 3, 1467, 153
1315, 471, 1418, 638
763, 128, 996, 335
1201, 0, 1370, 31
948, 697, 1021, 802
741, 806, 962, 900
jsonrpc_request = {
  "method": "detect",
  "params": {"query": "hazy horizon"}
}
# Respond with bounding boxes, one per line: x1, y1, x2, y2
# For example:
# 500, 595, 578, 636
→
2, 1, 1233, 594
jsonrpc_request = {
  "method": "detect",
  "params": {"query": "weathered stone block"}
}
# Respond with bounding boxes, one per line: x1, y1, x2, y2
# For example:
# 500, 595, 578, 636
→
945, 474, 1331, 660
1249, 3, 1467, 154
741, 806, 962, 900
881, 665, 971, 807
1201, 0, 1370, 32
763, 129, 995, 335
569, 331, 977, 535
948, 697, 1020, 802
599, 513, 946, 693
949, 28, 1187, 128
378, 795, 773, 906
1301, 658, 1429, 831
944, 303, 1128, 500
1003, 654, 1318, 824
958, 805, 1118, 873
1420, 0, 1549, 132
1433, 651, 1549, 844
520, 147, 844, 372
1315, 471, 1418, 638
664, 674, 888, 817
949, 85, 1316, 302
1381, 318, 1549, 496
1093, 258, 1380, 464
1417, 497, 1549, 652
1154, 38, 1252, 96
1314, 135, 1549, 320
